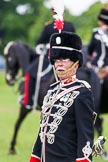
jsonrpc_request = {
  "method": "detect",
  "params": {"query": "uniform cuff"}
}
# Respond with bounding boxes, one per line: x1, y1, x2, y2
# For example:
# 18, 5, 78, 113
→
29, 155, 40, 162
75, 157, 91, 162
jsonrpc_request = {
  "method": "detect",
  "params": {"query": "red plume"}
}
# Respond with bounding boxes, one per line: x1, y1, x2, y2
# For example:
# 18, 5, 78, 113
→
51, 0, 64, 33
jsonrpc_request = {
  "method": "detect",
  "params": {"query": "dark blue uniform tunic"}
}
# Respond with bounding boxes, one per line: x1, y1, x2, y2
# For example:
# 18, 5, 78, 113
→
30, 79, 94, 162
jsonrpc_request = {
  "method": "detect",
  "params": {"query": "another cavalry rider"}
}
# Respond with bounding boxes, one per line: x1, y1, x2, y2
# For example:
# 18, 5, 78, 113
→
88, 8, 108, 79
29, 31, 95, 162
87, 8, 108, 138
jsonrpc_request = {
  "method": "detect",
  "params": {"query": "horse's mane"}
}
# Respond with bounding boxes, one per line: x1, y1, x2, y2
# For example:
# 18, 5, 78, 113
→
4, 40, 37, 75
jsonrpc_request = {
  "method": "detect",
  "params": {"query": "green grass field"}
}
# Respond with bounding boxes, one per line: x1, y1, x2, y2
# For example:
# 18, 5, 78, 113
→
0, 70, 108, 162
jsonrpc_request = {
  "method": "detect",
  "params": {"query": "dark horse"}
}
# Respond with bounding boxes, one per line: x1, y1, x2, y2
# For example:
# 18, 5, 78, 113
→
4, 41, 107, 155
3, 41, 38, 154
4, 41, 55, 154
4, 41, 37, 85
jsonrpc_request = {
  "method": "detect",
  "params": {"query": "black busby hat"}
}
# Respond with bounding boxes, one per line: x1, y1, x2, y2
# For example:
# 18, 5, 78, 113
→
49, 31, 83, 67
98, 8, 108, 25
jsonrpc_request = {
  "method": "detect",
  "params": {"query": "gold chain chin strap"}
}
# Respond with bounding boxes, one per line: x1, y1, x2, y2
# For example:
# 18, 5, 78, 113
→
55, 61, 79, 75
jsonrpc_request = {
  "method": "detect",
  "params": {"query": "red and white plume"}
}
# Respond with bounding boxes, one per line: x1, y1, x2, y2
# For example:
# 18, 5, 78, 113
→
51, 0, 64, 32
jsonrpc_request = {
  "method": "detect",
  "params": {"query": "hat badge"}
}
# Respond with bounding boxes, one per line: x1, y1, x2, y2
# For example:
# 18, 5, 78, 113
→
56, 36, 61, 44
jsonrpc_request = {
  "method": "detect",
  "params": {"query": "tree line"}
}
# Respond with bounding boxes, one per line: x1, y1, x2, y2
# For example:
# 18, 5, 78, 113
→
0, 0, 102, 54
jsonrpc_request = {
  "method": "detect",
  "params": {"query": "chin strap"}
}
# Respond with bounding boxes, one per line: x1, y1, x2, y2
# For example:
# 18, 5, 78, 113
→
55, 61, 79, 75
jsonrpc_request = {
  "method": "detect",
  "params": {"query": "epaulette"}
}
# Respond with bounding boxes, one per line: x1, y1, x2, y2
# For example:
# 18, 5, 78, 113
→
77, 80, 91, 89
93, 27, 104, 34
93, 27, 101, 33
50, 80, 60, 87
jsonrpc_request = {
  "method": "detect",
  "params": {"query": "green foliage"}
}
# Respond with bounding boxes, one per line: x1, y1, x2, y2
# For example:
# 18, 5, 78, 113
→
27, 1, 103, 45
73, 2, 102, 44
64, 2, 102, 44
0, 0, 105, 53
0, 0, 43, 47
28, 6, 52, 46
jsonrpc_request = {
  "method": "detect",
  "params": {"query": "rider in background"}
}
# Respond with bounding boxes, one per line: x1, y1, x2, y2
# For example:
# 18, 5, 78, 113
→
35, 8, 75, 46
87, 8, 108, 137
88, 8, 108, 79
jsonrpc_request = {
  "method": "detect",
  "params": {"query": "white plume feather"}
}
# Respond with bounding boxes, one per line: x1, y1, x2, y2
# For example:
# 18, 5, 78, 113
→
51, 0, 64, 20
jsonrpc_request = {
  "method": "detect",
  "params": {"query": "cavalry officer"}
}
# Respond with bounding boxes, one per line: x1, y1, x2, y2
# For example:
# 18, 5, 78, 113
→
29, 31, 95, 162
88, 8, 108, 78
87, 8, 108, 136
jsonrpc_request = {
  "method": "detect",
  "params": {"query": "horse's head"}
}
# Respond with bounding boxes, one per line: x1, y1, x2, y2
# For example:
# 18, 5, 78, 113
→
4, 41, 19, 86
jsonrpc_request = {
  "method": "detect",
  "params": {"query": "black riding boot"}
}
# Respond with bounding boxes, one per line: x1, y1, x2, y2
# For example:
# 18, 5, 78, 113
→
9, 105, 32, 154
94, 116, 103, 137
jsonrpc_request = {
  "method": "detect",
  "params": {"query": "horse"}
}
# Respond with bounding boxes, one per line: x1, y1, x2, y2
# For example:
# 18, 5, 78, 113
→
3, 40, 38, 154
3, 41, 107, 155
3, 40, 56, 154
4, 41, 37, 85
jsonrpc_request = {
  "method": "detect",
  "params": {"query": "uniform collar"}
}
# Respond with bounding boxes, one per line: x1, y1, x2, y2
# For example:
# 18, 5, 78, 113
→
60, 75, 78, 86
50, 75, 78, 88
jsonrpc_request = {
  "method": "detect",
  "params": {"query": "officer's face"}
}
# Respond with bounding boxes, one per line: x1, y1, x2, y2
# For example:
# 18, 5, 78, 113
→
54, 59, 79, 80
